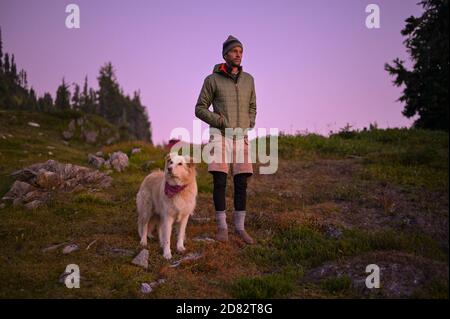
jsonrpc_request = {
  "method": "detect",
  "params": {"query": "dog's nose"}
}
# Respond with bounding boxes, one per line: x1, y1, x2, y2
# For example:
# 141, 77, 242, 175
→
167, 166, 173, 173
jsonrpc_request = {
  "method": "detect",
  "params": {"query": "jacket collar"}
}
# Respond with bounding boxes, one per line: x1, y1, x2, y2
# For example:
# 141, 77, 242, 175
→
213, 63, 242, 78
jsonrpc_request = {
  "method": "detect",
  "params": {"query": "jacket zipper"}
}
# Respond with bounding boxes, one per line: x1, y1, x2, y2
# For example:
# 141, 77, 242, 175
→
235, 76, 240, 128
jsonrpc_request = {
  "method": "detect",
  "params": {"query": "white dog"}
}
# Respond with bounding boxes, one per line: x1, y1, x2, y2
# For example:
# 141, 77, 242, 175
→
136, 153, 197, 259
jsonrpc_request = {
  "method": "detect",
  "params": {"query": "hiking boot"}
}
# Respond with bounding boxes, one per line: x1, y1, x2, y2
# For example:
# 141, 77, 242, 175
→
236, 229, 255, 244
216, 227, 229, 242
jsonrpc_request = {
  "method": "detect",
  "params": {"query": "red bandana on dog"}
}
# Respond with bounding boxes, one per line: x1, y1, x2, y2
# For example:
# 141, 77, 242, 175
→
164, 182, 187, 198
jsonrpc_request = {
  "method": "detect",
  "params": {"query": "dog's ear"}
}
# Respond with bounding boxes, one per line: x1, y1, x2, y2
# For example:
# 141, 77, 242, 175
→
165, 153, 173, 162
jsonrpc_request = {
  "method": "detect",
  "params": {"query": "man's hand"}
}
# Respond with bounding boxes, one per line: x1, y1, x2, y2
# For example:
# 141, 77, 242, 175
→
218, 113, 225, 128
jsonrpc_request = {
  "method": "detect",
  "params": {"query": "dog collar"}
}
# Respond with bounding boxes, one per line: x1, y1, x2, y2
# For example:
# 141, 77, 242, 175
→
164, 182, 187, 198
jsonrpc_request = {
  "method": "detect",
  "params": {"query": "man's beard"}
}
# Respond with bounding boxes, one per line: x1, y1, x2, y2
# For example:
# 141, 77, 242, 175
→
229, 60, 241, 67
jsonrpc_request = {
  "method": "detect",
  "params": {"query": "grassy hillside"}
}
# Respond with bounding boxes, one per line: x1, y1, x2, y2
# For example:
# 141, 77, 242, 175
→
0, 111, 448, 298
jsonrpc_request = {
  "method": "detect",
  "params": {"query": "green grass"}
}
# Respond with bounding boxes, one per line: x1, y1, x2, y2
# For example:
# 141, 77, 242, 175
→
320, 275, 352, 294
273, 128, 448, 191
248, 225, 446, 270
0, 111, 448, 298
230, 272, 297, 299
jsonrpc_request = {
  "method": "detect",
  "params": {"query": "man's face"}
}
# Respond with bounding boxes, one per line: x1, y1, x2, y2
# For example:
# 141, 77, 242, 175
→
224, 46, 243, 67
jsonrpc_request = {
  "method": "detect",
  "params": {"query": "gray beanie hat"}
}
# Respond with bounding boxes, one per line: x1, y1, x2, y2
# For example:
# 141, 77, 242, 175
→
222, 35, 243, 57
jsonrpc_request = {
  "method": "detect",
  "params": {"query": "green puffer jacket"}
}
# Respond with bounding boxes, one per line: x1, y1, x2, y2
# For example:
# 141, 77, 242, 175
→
195, 63, 257, 136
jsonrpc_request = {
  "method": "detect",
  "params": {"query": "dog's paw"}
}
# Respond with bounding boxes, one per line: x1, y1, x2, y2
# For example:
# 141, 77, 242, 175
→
163, 251, 172, 260
176, 245, 186, 253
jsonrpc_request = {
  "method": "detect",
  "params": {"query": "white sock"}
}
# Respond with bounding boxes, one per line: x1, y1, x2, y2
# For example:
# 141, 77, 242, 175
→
216, 211, 227, 229
233, 210, 246, 231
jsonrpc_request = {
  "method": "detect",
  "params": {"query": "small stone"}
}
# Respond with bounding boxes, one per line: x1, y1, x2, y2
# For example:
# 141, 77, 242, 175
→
169, 252, 203, 268
131, 249, 149, 269
42, 242, 70, 253
88, 154, 105, 169
62, 244, 79, 254
140, 283, 153, 294
28, 122, 40, 128
68, 120, 76, 131
110, 247, 134, 256
84, 130, 98, 144
48, 151, 53, 156
0, 203, 6, 209
62, 131, 74, 140
25, 200, 44, 210
109, 151, 129, 172
131, 148, 141, 154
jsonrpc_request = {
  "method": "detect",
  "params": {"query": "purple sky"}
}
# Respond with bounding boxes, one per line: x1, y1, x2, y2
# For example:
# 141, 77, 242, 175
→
0, 0, 423, 144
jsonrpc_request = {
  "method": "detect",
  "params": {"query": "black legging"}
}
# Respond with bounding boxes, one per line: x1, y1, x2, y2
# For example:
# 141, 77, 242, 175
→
212, 172, 248, 211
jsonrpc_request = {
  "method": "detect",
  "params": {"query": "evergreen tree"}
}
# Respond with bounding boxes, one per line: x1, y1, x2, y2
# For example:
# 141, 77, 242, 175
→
385, 0, 449, 130
97, 62, 122, 122
55, 78, 71, 110
10, 54, 17, 84
4, 52, 10, 74
0, 26, 3, 71
38, 92, 54, 112
72, 83, 81, 110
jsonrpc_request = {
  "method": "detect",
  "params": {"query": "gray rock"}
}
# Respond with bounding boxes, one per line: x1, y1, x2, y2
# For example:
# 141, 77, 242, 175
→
24, 200, 44, 210
88, 154, 105, 169
169, 252, 203, 268
140, 283, 153, 294
62, 244, 79, 254
109, 151, 129, 172
132, 249, 149, 269
2, 181, 34, 201
62, 131, 74, 140
131, 148, 141, 154
110, 247, 134, 256
28, 122, 40, 128
4, 160, 112, 207
68, 120, 76, 131
36, 170, 61, 189
106, 134, 119, 145
193, 236, 216, 243
76, 117, 84, 126
95, 151, 104, 158
84, 130, 98, 144
42, 242, 70, 253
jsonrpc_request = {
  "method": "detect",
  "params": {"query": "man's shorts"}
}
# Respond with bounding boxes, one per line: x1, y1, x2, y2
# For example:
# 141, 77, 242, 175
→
207, 134, 253, 176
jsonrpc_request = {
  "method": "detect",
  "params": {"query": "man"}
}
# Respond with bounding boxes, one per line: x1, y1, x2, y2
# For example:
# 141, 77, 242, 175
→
195, 35, 257, 244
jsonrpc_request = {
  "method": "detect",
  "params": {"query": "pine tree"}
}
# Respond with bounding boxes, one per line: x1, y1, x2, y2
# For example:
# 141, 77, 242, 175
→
38, 92, 54, 112
10, 54, 17, 84
0, 26, 3, 71
385, 0, 449, 130
28, 87, 38, 111
4, 52, 10, 74
55, 78, 71, 110
97, 62, 121, 121
72, 83, 80, 110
